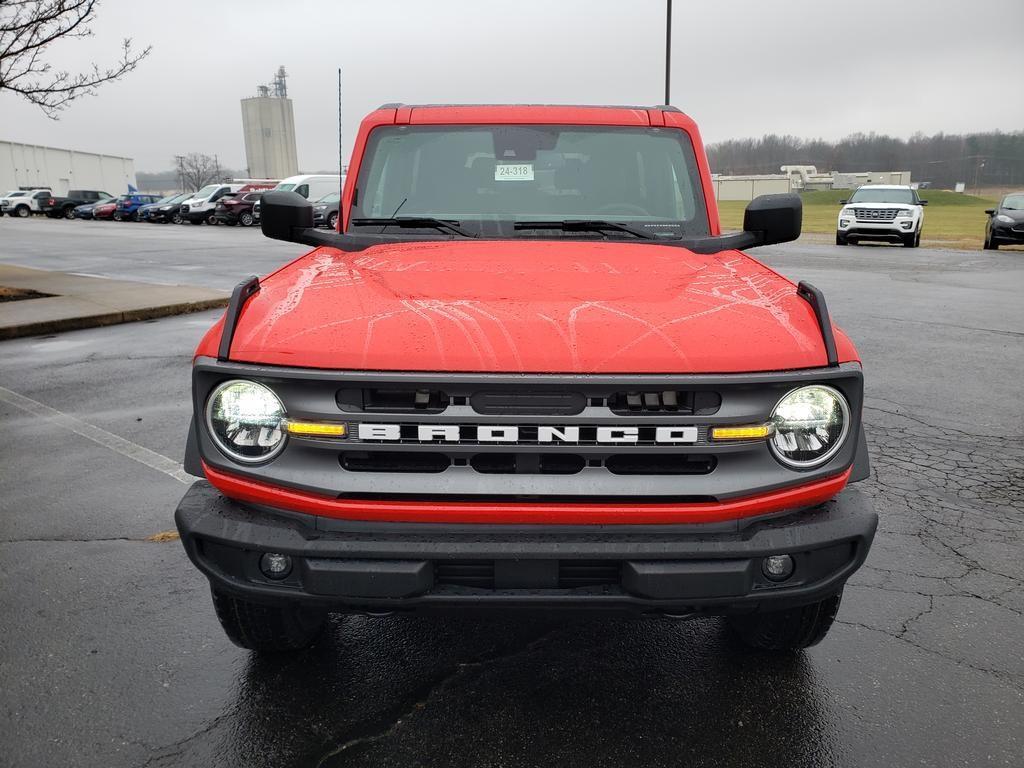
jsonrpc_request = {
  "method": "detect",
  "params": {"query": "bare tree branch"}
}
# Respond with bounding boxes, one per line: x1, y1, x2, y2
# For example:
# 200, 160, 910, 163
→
0, 0, 151, 118
174, 153, 221, 192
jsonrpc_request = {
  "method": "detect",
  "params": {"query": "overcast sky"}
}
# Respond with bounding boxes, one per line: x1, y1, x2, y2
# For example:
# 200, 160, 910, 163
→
3, 0, 1023, 172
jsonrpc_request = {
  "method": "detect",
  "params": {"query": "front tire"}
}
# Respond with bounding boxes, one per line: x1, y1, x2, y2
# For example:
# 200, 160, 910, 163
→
727, 590, 843, 651
63, 206, 76, 220
211, 588, 326, 652
984, 231, 999, 250
902, 230, 918, 248
172, 212, 184, 225
835, 232, 848, 246
15, 205, 30, 218
239, 211, 254, 227
328, 211, 339, 230
205, 212, 217, 226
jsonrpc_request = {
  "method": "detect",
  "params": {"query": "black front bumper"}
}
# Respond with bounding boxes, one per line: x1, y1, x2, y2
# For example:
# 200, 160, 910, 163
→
175, 482, 877, 616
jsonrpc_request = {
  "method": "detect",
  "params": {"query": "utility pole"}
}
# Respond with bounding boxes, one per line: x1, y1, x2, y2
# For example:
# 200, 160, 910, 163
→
664, 0, 672, 105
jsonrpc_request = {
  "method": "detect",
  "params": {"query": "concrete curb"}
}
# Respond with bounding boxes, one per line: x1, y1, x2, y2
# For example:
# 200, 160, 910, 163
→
0, 265, 228, 340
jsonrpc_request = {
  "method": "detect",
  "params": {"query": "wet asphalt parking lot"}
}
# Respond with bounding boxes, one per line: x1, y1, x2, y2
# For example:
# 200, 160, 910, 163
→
1, 217, 1022, 767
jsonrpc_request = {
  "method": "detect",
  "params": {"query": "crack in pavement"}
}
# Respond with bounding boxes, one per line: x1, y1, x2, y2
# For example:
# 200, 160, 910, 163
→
313, 629, 562, 767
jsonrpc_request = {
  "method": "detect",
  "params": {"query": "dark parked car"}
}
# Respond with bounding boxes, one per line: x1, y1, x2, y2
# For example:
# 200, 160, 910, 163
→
72, 196, 117, 219
213, 191, 263, 226
984, 192, 1024, 250
312, 192, 341, 229
137, 193, 187, 222
145, 192, 193, 224
40, 190, 113, 219
113, 193, 162, 221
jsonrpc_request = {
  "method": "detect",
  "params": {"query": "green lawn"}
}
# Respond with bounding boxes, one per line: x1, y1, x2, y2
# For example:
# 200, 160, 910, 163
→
716, 189, 1000, 249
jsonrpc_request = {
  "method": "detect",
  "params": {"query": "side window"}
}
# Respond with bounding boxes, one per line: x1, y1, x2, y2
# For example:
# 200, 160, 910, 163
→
210, 188, 227, 202
295, 184, 309, 198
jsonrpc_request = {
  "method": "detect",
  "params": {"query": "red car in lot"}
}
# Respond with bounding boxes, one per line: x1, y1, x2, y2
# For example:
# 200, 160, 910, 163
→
175, 104, 877, 655
91, 200, 118, 220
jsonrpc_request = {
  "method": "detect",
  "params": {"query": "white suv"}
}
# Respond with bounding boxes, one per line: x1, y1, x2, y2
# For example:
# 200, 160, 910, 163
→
836, 185, 926, 248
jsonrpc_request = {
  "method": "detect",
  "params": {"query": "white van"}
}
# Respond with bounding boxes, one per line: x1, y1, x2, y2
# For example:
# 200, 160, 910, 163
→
274, 174, 342, 201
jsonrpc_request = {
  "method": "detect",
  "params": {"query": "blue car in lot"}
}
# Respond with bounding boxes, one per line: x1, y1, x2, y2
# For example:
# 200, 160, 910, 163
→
113, 192, 161, 222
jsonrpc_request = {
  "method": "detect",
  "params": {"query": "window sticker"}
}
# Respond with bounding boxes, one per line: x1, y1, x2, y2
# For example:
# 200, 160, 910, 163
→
494, 163, 534, 181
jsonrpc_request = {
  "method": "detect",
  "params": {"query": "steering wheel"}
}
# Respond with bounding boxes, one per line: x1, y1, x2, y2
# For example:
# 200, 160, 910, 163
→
594, 203, 650, 217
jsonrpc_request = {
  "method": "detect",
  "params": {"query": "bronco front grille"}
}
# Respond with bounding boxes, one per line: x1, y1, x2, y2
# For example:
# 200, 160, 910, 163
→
854, 208, 898, 221
194, 361, 865, 502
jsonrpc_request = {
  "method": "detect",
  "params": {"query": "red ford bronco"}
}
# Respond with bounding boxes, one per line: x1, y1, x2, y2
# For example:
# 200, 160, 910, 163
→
175, 104, 876, 653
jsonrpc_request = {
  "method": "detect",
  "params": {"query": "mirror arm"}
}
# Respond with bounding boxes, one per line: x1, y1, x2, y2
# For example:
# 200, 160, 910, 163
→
682, 231, 764, 254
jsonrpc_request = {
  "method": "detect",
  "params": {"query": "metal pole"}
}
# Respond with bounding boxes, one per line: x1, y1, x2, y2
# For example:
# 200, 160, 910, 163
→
664, 0, 672, 105
338, 67, 343, 198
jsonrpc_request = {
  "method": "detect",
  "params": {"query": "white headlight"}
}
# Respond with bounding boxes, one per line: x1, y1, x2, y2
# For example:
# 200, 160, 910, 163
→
996, 214, 1014, 224
206, 380, 286, 463
769, 385, 850, 469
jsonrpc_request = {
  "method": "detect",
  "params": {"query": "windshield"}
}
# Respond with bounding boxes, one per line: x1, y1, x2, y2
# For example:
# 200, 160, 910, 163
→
8, 192, 25, 198
193, 184, 220, 199
1001, 194, 1024, 210
849, 188, 915, 204
316, 192, 341, 204
350, 125, 709, 237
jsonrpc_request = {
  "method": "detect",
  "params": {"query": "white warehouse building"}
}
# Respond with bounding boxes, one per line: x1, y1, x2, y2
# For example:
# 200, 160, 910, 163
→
0, 141, 136, 196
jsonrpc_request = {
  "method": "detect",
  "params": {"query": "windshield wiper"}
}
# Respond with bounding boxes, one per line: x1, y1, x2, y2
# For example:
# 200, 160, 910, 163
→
514, 220, 657, 240
350, 217, 477, 238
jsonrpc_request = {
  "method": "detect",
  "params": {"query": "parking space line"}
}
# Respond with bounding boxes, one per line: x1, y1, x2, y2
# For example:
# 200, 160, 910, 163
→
0, 384, 191, 484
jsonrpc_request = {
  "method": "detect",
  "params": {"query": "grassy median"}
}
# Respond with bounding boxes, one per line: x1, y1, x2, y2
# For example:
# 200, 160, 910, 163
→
717, 189, 1000, 249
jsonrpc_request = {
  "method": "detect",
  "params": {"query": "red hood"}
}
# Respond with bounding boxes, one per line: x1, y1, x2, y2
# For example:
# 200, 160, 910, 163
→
219, 240, 857, 373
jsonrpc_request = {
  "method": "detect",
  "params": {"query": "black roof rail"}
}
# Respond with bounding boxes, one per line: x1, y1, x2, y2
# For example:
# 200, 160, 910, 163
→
796, 281, 839, 367
218, 275, 261, 361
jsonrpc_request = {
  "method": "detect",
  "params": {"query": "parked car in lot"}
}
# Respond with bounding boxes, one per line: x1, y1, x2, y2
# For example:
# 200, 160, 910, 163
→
145, 192, 193, 224
180, 182, 275, 225
91, 200, 118, 220
213, 191, 263, 226
983, 192, 1024, 250
312, 192, 341, 229
836, 185, 926, 247
40, 190, 114, 219
72, 196, 118, 219
136, 193, 183, 222
113, 193, 162, 221
1, 189, 52, 217
175, 103, 877, 655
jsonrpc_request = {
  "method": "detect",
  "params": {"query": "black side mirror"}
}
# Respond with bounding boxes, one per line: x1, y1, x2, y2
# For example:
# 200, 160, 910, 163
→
838, 199, 848, 205
919, 200, 928, 206
984, 208, 995, 215
743, 193, 802, 247
261, 190, 314, 242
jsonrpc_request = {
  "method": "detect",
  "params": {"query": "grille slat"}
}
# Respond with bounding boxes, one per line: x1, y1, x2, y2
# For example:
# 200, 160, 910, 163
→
853, 207, 899, 222
434, 560, 621, 589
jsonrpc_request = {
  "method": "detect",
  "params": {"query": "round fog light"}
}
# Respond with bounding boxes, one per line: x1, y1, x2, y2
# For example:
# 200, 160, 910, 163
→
762, 554, 795, 582
260, 552, 292, 579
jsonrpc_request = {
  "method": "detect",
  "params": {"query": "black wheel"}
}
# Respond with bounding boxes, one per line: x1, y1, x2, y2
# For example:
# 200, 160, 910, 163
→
727, 590, 843, 651
172, 212, 184, 225
15, 205, 30, 218
211, 588, 326, 652
239, 211, 254, 227
112, 210, 123, 221
205, 212, 217, 225
63, 205, 75, 219
328, 211, 339, 230
835, 232, 847, 246
984, 231, 998, 250
914, 229, 921, 247
902, 231, 917, 248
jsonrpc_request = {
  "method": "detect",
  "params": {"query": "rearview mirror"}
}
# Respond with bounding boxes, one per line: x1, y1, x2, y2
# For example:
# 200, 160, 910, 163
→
838, 199, 847, 205
742, 193, 803, 247
919, 200, 928, 206
261, 190, 315, 242
984, 208, 995, 215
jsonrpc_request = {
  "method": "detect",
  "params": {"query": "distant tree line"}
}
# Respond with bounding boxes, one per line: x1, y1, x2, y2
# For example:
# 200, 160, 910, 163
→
707, 131, 1024, 189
